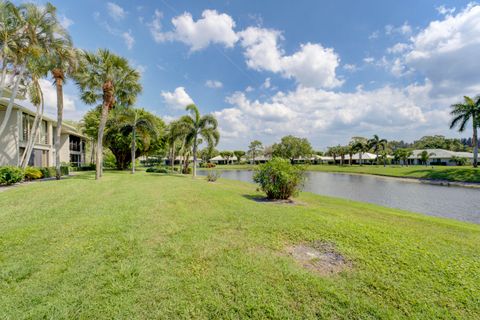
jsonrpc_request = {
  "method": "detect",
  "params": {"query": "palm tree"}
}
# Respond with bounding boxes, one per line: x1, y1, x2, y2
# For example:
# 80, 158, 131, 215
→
166, 120, 186, 172
233, 150, 245, 164
337, 145, 347, 166
450, 96, 480, 167
347, 144, 354, 165
117, 108, 158, 174
0, 1, 21, 98
74, 49, 142, 179
351, 138, 369, 166
368, 134, 387, 165
19, 56, 50, 168
50, 45, 77, 179
179, 104, 219, 177
16, 3, 68, 169
0, 2, 31, 137
419, 150, 435, 166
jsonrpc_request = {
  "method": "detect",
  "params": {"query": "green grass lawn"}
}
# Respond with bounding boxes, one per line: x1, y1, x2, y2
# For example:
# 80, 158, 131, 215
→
1, 171, 479, 319
213, 164, 480, 183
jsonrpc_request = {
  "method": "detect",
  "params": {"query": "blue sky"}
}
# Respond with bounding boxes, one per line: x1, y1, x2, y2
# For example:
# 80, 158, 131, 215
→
20, 0, 480, 150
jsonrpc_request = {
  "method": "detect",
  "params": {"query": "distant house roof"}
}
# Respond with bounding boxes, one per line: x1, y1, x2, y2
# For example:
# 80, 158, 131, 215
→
408, 149, 473, 159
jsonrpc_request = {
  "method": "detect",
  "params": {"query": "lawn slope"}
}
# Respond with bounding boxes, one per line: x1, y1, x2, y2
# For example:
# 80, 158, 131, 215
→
0, 171, 479, 319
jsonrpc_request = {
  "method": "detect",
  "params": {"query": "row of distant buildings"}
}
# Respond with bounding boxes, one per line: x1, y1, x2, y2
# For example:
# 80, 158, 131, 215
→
209, 149, 474, 166
0, 91, 87, 167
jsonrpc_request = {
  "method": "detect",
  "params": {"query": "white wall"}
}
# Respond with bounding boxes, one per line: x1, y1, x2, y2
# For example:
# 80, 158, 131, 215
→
0, 109, 20, 166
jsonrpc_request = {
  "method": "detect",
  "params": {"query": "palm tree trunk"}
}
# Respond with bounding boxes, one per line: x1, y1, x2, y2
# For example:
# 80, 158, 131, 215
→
21, 86, 45, 169
473, 124, 478, 168
0, 60, 7, 98
192, 136, 197, 177
97, 81, 114, 180
359, 153, 363, 166
131, 128, 136, 174
90, 139, 95, 164
96, 102, 109, 180
171, 142, 175, 172
0, 64, 25, 137
54, 73, 63, 180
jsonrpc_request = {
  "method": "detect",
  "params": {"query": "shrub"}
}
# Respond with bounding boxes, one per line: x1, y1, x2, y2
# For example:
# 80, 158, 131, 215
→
39, 166, 69, 178
24, 167, 43, 180
206, 171, 221, 182
206, 162, 216, 168
182, 167, 192, 174
73, 163, 96, 171
253, 158, 305, 200
146, 167, 169, 173
0, 166, 24, 185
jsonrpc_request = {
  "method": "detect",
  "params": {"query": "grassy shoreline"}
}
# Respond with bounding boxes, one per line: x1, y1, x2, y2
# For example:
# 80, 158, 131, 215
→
211, 164, 480, 183
0, 171, 479, 318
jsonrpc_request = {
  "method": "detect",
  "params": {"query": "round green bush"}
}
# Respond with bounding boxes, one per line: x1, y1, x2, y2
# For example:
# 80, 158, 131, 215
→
253, 158, 305, 200
0, 166, 24, 185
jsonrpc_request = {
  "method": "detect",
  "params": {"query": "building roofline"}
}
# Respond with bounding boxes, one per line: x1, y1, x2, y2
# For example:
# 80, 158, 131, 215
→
0, 97, 86, 139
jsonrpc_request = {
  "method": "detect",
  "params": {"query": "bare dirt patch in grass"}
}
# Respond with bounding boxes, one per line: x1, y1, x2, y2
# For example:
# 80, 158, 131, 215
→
287, 241, 351, 276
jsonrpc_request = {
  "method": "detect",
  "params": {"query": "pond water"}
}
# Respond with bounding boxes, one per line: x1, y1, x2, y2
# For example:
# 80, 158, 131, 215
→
198, 169, 480, 224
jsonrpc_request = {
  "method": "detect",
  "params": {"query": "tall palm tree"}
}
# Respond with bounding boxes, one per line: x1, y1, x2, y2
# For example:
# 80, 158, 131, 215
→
368, 134, 387, 165
74, 49, 142, 179
179, 104, 219, 177
117, 108, 158, 174
49, 44, 77, 179
450, 96, 480, 167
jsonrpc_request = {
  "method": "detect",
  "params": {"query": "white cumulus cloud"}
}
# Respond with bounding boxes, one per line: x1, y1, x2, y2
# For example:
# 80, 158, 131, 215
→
161, 87, 194, 110
238, 27, 343, 89
149, 9, 238, 51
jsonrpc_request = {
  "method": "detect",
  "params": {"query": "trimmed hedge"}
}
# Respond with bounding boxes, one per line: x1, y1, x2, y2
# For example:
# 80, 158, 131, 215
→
0, 165, 70, 186
39, 166, 69, 178
0, 166, 24, 185
146, 167, 169, 174
24, 167, 43, 181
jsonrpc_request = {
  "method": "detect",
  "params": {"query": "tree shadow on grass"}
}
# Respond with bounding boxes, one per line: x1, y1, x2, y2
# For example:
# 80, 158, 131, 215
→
242, 194, 302, 205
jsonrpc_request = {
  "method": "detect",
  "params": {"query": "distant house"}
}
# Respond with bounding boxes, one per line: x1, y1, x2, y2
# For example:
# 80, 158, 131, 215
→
0, 96, 87, 167
209, 155, 239, 164
407, 149, 473, 166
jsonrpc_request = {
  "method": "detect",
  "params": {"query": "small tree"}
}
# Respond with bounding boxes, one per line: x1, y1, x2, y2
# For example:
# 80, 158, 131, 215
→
451, 156, 468, 166
253, 158, 305, 200
419, 150, 435, 166
272, 135, 313, 163
248, 140, 263, 164
219, 151, 234, 164
233, 150, 246, 163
